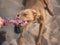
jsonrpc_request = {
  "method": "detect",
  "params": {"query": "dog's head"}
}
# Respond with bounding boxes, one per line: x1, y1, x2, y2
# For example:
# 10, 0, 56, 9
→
17, 9, 36, 21
17, 9, 40, 26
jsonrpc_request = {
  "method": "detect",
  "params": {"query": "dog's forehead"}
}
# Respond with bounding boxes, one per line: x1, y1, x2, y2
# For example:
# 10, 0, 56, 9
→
23, 9, 32, 13
18, 9, 37, 15
19, 9, 32, 14
24, 9, 36, 12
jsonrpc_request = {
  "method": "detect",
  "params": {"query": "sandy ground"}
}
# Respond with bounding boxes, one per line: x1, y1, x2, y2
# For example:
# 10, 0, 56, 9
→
0, 0, 60, 45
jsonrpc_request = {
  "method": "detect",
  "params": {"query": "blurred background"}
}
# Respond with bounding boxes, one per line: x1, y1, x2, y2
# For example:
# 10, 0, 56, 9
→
0, 0, 60, 45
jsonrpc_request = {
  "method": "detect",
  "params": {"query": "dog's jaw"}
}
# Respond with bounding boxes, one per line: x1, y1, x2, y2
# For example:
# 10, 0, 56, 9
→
17, 9, 36, 27
20, 20, 32, 27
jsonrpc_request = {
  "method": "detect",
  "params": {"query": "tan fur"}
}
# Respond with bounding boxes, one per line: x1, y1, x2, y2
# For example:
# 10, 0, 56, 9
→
17, 0, 53, 45
23, 0, 54, 15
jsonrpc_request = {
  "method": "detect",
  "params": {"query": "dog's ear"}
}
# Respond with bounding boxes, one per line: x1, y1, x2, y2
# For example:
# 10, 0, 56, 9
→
31, 10, 40, 22
32, 10, 40, 19
32, 9, 40, 15
32, 10, 37, 16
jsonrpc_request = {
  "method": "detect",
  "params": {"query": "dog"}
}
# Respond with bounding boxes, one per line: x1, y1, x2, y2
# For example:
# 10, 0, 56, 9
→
17, 0, 54, 45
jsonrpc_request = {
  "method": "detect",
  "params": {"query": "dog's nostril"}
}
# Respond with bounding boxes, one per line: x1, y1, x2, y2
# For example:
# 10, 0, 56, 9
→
17, 14, 19, 17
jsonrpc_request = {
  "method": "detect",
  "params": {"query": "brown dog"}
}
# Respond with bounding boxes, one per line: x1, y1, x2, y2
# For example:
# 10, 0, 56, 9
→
17, 0, 53, 45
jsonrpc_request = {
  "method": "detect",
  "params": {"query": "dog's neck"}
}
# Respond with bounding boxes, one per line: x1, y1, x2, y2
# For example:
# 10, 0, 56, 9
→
23, 0, 44, 9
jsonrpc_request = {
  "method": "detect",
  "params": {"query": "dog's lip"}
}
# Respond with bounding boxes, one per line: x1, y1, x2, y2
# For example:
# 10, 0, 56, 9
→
19, 20, 32, 26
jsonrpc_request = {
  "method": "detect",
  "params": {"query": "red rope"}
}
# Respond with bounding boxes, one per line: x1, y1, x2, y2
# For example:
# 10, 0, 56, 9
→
4, 18, 23, 25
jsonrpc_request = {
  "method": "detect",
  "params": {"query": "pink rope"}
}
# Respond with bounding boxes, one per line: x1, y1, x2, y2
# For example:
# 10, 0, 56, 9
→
4, 18, 23, 25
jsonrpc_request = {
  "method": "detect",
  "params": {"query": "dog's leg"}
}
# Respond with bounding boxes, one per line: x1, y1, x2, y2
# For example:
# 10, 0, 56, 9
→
44, 0, 54, 16
18, 27, 26, 45
37, 9, 46, 45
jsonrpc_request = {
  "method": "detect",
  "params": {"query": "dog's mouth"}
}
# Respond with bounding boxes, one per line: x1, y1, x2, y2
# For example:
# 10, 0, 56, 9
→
19, 20, 32, 26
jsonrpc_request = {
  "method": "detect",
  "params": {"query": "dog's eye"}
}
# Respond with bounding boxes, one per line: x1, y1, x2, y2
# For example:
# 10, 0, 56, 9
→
23, 13, 27, 16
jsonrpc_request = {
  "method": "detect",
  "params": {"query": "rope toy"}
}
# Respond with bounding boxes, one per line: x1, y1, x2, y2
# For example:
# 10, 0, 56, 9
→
3, 17, 23, 34
4, 17, 23, 25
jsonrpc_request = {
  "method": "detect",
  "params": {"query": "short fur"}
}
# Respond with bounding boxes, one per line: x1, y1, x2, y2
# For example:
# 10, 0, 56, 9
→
17, 0, 53, 45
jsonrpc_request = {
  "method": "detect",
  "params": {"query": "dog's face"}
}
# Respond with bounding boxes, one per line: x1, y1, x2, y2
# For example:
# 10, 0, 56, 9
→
17, 9, 36, 21
17, 9, 38, 26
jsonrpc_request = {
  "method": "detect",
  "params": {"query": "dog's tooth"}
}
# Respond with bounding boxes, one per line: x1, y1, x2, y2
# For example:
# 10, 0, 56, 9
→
18, 20, 23, 23
25, 21, 27, 23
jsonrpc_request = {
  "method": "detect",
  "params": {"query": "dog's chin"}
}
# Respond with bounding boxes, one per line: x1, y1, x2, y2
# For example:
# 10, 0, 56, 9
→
20, 20, 32, 27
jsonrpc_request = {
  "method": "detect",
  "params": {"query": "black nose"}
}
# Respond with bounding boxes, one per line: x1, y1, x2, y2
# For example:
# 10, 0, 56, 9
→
17, 14, 19, 17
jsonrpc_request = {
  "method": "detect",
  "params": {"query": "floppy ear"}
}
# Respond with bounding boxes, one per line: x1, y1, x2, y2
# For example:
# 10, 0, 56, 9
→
32, 9, 40, 19
32, 10, 37, 16
31, 10, 40, 22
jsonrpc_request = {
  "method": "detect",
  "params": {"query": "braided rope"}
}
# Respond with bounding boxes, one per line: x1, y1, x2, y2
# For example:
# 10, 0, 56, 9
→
4, 17, 23, 25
